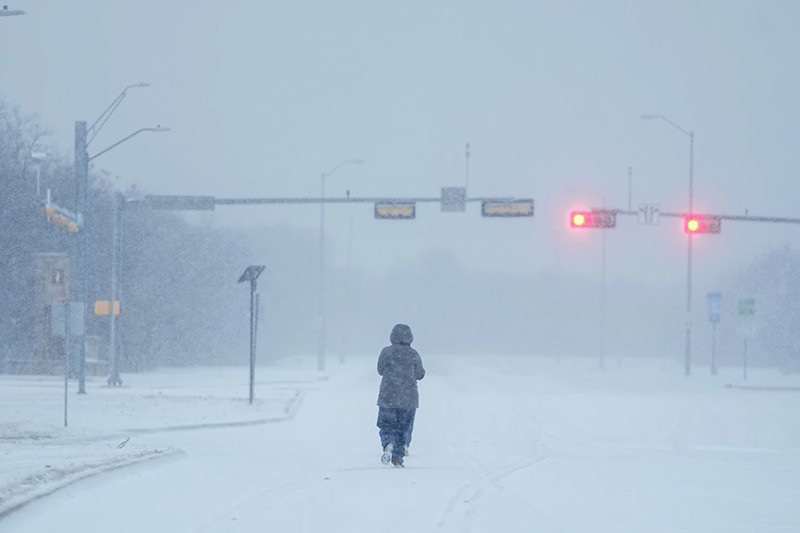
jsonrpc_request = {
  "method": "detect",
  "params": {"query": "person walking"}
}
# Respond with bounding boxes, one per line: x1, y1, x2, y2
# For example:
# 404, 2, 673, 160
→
377, 324, 425, 467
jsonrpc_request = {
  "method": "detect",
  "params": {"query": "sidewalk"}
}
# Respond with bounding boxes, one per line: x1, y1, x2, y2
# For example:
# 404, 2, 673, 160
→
0, 360, 323, 517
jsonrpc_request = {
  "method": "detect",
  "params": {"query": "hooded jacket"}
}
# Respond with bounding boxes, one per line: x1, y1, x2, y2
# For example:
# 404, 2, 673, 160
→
377, 324, 425, 409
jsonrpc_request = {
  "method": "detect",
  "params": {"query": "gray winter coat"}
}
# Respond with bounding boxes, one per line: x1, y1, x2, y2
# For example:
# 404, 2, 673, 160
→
377, 324, 425, 409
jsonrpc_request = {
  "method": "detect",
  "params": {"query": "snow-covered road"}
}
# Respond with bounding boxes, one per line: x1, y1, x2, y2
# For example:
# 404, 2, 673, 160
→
3, 355, 800, 532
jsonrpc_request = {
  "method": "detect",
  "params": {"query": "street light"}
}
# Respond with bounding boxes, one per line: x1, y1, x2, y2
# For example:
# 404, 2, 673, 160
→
89, 126, 170, 162
87, 83, 151, 146
318, 158, 364, 372
641, 113, 695, 376
72, 83, 167, 394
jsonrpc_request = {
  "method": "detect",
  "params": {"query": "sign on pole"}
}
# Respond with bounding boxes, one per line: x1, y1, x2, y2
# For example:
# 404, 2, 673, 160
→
707, 292, 722, 323
737, 298, 756, 337
94, 300, 121, 316
738, 298, 756, 317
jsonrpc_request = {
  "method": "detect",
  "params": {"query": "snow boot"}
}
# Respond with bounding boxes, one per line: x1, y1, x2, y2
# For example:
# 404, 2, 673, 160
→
392, 458, 404, 468
381, 442, 394, 465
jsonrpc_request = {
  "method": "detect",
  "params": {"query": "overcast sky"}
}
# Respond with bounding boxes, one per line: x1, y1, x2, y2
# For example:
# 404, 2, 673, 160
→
2, 0, 799, 289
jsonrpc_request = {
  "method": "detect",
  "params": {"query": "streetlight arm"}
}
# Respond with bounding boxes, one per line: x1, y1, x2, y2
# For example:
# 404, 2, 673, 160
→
322, 158, 365, 179
641, 113, 691, 137
88, 126, 170, 162
87, 83, 151, 145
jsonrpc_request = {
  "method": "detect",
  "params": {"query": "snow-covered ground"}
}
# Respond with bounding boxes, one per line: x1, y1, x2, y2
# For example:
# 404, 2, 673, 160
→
0, 362, 308, 518
2, 354, 800, 532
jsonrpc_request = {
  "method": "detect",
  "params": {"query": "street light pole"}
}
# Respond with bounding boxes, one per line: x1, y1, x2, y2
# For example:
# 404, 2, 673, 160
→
71, 82, 165, 392
108, 193, 123, 386
641, 113, 695, 376
318, 159, 364, 372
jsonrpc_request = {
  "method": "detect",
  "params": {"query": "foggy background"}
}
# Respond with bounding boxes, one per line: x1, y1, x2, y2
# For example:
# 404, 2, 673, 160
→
1, 0, 799, 371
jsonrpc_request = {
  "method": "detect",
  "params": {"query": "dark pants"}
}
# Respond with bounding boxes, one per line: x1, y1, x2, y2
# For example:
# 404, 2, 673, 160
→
377, 407, 415, 461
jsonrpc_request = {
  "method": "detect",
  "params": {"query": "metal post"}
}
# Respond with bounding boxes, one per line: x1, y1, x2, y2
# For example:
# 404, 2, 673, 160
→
685, 131, 695, 377
255, 293, 260, 362
108, 193, 122, 386
249, 279, 257, 404
711, 321, 717, 375
743, 337, 748, 381
318, 174, 326, 372
600, 198, 607, 371
74, 121, 89, 394
36, 166, 41, 199
465, 143, 471, 191
342, 217, 354, 365
64, 302, 70, 428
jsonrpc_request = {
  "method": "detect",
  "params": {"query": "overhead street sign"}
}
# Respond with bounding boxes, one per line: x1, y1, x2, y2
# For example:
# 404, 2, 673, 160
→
146, 195, 216, 211
375, 202, 416, 220
481, 200, 534, 218
441, 187, 466, 212
638, 203, 661, 225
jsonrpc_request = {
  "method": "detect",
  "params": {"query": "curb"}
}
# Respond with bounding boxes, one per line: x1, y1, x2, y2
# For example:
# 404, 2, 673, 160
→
0, 448, 183, 521
725, 384, 800, 392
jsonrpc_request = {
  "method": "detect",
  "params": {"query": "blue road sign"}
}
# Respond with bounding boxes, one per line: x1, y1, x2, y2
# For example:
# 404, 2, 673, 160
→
708, 292, 722, 323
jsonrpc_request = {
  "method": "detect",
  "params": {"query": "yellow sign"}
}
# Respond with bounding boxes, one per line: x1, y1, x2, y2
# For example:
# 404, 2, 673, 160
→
374, 202, 416, 219
94, 300, 121, 316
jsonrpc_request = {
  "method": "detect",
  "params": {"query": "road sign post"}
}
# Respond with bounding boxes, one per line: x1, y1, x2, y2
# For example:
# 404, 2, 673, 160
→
238, 266, 265, 405
738, 298, 756, 380
708, 292, 722, 375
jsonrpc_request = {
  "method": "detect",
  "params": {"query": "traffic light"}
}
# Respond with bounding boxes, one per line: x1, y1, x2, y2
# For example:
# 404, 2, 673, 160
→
683, 214, 721, 234
570, 210, 616, 228
43, 204, 79, 233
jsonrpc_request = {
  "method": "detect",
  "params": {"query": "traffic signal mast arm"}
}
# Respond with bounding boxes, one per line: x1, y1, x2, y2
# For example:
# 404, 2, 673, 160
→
571, 208, 800, 231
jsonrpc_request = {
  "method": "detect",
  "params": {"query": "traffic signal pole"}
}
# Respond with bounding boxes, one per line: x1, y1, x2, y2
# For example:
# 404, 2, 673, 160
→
685, 131, 695, 377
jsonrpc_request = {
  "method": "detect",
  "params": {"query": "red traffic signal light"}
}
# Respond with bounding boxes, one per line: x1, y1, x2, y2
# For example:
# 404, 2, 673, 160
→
683, 214, 721, 234
570, 210, 616, 228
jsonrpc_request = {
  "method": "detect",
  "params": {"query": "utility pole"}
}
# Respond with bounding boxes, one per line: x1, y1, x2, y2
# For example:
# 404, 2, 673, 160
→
74, 122, 89, 394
